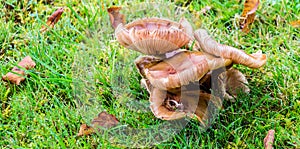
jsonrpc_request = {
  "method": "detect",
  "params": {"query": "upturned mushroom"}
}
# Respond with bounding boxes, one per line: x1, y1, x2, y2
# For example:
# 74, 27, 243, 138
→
140, 78, 221, 124
138, 68, 249, 124
115, 17, 193, 55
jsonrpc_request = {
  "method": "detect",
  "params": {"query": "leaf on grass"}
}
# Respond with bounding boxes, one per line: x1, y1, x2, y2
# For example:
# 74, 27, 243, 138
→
290, 20, 300, 28
40, 7, 64, 33
77, 111, 119, 136
240, 0, 260, 33
77, 124, 94, 136
107, 6, 125, 29
264, 129, 275, 149
2, 56, 36, 85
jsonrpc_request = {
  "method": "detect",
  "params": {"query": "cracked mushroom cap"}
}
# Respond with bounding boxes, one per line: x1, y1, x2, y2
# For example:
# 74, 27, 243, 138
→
115, 17, 193, 55
135, 51, 232, 90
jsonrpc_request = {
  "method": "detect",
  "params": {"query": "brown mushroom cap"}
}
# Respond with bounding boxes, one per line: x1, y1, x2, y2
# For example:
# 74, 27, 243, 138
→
115, 17, 193, 55
135, 51, 232, 90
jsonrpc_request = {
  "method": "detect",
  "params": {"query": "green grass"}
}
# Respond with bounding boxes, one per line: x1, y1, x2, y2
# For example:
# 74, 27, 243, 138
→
0, 0, 299, 148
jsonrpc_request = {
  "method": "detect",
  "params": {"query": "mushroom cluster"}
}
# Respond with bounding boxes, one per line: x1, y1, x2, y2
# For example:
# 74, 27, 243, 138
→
109, 9, 267, 125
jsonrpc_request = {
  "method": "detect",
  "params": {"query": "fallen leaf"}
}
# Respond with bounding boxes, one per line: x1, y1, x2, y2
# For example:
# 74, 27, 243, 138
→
264, 129, 275, 149
240, 0, 260, 33
2, 56, 36, 85
290, 20, 300, 28
92, 111, 119, 129
77, 124, 94, 136
107, 6, 125, 29
77, 111, 119, 136
40, 7, 64, 33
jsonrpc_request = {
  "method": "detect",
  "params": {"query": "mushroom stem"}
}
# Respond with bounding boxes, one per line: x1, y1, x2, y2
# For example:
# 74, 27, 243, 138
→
194, 29, 267, 68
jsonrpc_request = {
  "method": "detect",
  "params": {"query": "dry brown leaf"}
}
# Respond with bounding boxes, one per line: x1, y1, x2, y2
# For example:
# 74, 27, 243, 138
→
240, 0, 260, 33
107, 6, 125, 29
2, 56, 36, 85
92, 111, 119, 129
77, 111, 119, 136
77, 124, 94, 136
264, 129, 275, 149
290, 20, 300, 28
40, 7, 64, 33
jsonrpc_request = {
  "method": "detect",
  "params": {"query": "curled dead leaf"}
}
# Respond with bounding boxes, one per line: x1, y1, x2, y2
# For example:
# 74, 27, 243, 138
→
194, 29, 267, 68
107, 6, 126, 29
40, 7, 64, 33
77, 111, 119, 136
2, 56, 36, 85
264, 129, 275, 149
240, 0, 260, 33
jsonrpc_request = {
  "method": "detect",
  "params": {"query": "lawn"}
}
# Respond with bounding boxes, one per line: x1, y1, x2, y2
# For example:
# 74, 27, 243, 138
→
0, 0, 299, 148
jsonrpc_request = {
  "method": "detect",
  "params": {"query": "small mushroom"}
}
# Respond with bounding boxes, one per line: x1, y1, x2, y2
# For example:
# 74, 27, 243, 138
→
223, 68, 250, 97
194, 29, 267, 68
199, 68, 250, 102
135, 51, 232, 90
115, 17, 193, 55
